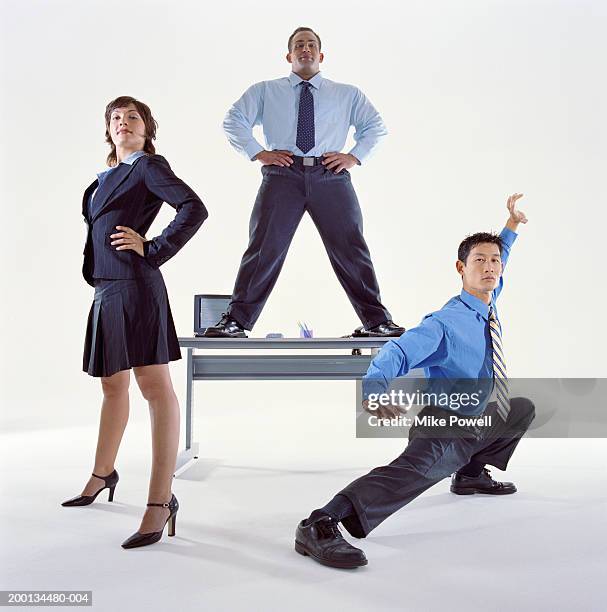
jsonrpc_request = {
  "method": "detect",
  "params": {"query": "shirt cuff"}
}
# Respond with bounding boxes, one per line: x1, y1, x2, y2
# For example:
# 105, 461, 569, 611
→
500, 226, 518, 247
362, 377, 389, 400
348, 143, 371, 165
244, 141, 265, 161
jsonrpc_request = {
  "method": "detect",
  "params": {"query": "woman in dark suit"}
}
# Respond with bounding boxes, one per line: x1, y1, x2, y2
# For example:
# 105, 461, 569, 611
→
62, 96, 208, 549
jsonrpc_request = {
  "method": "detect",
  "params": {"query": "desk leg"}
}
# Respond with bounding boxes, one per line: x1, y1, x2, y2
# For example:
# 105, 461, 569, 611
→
174, 347, 199, 477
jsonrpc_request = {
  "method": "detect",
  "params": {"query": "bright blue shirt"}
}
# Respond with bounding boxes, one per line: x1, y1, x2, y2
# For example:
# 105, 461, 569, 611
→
223, 71, 387, 163
363, 227, 518, 415
89, 150, 147, 217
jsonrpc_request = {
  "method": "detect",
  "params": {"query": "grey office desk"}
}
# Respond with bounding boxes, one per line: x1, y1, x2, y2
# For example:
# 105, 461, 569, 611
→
175, 337, 391, 476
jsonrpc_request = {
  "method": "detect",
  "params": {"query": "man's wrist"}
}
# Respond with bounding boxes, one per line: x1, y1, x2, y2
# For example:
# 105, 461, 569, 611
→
505, 219, 520, 232
247, 143, 265, 161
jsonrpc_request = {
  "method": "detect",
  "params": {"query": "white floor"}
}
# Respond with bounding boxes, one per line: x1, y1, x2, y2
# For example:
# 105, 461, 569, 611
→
1, 396, 606, 612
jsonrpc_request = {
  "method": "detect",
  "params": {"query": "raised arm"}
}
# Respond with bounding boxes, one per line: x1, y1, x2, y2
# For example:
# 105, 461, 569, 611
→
494, 193, 527, 299
505, 193, 527, 233
223, 82, 265, 161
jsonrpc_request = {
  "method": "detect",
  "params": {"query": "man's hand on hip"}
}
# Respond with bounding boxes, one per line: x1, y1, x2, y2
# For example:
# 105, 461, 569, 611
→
255, 150, 294, 167
322, 152, 359, 173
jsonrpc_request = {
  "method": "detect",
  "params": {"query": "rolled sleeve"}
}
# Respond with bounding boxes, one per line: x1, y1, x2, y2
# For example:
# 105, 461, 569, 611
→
492, 226, 518, 299
223, 82, 265, 160
348, 88, 388, 164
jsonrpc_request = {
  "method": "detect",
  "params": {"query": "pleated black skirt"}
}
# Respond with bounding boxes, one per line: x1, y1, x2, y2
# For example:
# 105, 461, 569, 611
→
83, 272, 181, 377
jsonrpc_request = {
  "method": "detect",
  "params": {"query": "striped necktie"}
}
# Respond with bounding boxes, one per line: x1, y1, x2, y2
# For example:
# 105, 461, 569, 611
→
296, 82, 315, 154
489, 307, 510, 421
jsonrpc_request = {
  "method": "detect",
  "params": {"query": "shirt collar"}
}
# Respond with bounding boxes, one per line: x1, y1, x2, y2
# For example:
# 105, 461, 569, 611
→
288, 71, 323, 90
96, 150, 146, 180
460, 289, 492, 320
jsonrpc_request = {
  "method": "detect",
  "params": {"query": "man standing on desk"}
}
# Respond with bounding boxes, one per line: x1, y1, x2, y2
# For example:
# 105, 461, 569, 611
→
204, 27, 405, 339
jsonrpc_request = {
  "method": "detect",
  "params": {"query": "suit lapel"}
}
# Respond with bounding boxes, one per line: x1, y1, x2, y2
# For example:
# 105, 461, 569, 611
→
90, 158, 141, 223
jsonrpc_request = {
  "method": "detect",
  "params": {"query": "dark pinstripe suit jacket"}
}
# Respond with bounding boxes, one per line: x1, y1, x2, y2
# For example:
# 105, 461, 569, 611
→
82, 154, 208, 286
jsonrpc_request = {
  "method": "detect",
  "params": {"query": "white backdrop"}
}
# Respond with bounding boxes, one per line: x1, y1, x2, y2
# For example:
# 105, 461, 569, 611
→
1, 0, 605, 433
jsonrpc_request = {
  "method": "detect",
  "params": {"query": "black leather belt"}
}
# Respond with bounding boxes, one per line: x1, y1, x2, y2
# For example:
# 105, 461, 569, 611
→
291, 155, 324, 166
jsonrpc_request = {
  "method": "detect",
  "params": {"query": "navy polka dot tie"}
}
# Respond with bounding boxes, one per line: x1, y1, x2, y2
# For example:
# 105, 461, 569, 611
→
296, 81, 315, 154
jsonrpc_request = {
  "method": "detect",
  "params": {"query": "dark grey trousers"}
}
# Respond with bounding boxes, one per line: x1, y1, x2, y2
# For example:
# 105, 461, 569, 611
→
227, 161, 391, 330
340, 397, 536, 538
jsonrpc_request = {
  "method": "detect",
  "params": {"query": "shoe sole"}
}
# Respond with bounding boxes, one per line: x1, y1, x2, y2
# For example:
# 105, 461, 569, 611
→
294, 540, 367, 569
351, 331, 404, 338
202, 331, 247, 338
450, 486, 517, 495
61, 484, 116, 506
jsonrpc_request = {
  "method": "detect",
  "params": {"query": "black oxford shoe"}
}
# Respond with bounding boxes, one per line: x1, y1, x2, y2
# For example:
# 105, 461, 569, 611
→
450, 468, 517, 495
202, 314, 247, 338
295, 516, 368, 569
352, 320, 406, 337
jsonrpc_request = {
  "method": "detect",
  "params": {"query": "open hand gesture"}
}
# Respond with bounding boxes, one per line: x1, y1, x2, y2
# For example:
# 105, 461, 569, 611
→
507, 193, 527, 225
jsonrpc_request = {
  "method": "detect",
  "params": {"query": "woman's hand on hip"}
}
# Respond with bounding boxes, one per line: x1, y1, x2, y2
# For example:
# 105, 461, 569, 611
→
111, 226, 145, 257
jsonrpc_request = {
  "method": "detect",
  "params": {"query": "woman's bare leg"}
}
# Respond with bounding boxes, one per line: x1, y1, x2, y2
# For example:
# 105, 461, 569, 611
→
133, 364, 180, 533
81, 369, 130, 496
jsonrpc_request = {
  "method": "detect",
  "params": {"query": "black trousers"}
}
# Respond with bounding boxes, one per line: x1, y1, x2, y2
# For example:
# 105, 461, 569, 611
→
339, 397, 536, 538
227, 162, 391, 330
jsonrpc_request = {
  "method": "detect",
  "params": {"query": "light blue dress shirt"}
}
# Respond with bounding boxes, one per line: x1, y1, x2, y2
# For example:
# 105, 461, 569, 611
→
96, 150, 146, 185
89, 150, 147, 217
363, 227, 518, 415
223, 72, 388, 163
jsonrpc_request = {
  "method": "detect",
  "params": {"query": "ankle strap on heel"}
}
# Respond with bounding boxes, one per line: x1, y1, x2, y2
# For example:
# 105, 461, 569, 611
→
147, 494, 176, 509
91, 470, 116, 481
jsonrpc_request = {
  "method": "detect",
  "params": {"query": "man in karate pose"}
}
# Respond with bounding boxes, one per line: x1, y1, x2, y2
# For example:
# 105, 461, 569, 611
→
295, 194, 535, 569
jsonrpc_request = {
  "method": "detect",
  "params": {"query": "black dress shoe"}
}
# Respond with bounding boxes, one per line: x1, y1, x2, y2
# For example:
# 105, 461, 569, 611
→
61, 469, 119, 507
295, 516, 367, 569
202, 314, 247, 338
352, 320, 406, 337
450, 468, 517, 495
121, 494, 179, 549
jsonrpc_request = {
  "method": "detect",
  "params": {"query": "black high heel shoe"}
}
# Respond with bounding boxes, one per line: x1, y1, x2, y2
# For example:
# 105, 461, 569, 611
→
121, 494, 179, 549
61, 469, 119, 507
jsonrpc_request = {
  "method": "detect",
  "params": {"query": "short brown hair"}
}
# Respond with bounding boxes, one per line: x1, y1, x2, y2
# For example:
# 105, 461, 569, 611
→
104, 96, 158, 167
288, 27, 321, 52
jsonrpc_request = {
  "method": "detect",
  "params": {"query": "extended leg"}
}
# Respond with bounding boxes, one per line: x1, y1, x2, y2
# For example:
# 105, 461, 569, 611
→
295, 431, 476, 568
306, 169, 391, 329
227, 167, 307, 329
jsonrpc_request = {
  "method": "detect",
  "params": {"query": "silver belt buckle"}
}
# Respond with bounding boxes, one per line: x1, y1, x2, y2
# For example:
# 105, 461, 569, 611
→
303, 157, 315, 167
